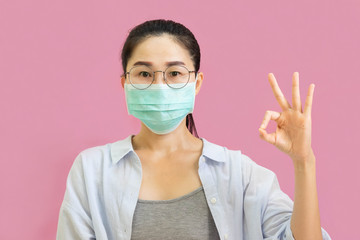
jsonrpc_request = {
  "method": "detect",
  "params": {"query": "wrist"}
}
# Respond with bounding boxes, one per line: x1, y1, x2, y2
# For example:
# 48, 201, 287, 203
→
292, 150, 316, 173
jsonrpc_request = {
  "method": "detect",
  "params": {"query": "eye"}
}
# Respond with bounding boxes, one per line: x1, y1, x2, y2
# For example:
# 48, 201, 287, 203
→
139, 71, 151, 77
170, 71, 181, 77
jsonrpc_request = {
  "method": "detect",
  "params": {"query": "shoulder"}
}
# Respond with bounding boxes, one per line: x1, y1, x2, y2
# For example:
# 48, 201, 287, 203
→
203, 138, 276, 183
70, 136, 129, 174
203, 137, 257, 169
70, 134, 135, 176
80, 143, 111, 163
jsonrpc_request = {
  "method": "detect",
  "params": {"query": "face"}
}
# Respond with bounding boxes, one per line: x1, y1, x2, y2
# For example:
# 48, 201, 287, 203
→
121, 34, 204, 95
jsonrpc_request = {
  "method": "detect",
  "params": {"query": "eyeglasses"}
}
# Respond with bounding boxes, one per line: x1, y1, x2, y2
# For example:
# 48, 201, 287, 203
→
124, 65, 197, 90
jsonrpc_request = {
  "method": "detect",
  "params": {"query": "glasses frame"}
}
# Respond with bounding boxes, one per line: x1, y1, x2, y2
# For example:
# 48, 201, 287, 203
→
124, 65, 197, 90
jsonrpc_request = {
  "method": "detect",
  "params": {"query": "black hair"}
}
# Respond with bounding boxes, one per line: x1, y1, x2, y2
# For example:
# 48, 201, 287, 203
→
120, 19, 200, 138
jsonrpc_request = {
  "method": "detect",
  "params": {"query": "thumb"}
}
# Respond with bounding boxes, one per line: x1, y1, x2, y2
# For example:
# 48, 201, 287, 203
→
258, 128, 276, 145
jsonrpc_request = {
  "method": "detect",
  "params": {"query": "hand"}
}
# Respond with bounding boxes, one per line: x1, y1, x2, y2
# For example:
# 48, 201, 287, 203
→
258, 72, 315, 164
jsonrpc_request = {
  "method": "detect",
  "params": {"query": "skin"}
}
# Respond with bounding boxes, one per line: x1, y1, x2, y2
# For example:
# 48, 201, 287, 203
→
259, 72, 322, 239
121, 34, 323, 239
120, 34, 205, 200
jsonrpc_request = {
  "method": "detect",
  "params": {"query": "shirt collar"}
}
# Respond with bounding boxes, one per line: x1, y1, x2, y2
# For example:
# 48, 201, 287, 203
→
111, 135, 226, 165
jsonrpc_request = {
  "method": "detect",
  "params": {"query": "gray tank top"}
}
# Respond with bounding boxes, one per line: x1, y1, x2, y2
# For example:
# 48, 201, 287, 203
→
131, 186, 221, 240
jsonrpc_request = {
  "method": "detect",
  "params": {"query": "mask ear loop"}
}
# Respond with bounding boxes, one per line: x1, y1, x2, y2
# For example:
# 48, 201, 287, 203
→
188, 72, 198, 115
191, 72, 199, 94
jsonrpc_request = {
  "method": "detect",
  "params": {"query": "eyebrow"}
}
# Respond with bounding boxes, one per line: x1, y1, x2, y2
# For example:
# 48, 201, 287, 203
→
132, 61, 186, 67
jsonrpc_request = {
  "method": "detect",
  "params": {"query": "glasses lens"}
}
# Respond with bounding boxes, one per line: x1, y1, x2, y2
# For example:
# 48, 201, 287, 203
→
129, 65, 154, 89
165, 66, 190, 89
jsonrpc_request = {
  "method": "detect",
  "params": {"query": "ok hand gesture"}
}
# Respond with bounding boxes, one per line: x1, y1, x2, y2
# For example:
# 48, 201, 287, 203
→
258, 72, 316, 165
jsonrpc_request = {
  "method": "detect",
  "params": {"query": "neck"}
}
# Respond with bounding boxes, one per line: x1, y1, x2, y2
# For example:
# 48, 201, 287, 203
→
131, 118, 199, 154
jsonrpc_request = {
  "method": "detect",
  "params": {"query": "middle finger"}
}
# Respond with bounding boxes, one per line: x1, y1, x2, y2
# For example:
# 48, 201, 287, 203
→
292, 72, 302, 112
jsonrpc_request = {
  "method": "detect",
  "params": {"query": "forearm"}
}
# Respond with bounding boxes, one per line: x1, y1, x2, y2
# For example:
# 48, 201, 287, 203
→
290, 152, 322, 240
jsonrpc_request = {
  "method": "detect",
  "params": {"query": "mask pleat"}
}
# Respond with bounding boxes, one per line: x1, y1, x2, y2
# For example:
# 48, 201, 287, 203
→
124, 82, 197, 134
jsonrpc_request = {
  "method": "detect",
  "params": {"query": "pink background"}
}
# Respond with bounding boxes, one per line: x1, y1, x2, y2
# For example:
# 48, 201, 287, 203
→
1, 0, 358, 239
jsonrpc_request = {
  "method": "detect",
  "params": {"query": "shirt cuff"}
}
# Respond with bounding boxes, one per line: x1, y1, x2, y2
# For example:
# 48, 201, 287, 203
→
283, 221, 332, 240
284, 221, 295, 240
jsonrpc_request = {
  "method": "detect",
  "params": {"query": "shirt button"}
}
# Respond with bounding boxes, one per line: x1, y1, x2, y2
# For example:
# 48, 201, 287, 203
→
210, 197, 217, 204
201, 157, 205, 162
224, 234, 228, 239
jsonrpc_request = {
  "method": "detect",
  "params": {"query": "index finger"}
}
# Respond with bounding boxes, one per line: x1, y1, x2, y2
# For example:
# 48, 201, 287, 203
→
268, 73, 291, 111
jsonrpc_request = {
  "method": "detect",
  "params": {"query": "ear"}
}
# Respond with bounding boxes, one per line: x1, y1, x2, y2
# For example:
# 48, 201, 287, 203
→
121, 74, 125, 89
195, 72, 204, 96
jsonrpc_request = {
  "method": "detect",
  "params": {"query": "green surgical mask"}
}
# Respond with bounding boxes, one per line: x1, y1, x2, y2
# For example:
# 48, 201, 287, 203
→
124, 79, 197, 135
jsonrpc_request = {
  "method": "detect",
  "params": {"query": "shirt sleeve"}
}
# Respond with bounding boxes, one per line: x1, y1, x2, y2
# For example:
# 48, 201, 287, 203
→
56, 152, 96, 240
242, 154, 331, 240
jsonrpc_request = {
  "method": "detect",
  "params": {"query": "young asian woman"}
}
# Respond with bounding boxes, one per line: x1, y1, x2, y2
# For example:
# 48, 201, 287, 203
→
56, 19, 331, 240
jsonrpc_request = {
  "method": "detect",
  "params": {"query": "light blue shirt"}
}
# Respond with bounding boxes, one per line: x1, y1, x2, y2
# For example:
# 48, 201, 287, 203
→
57, 134, 331, 240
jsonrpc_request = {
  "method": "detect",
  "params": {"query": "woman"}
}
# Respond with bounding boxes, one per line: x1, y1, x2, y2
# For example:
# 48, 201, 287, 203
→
57, 19, 331, 240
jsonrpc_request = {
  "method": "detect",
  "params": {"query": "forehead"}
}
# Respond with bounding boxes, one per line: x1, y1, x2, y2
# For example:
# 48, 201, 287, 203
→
127, 34, 193, 68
